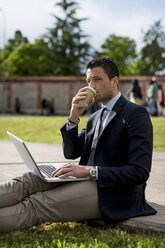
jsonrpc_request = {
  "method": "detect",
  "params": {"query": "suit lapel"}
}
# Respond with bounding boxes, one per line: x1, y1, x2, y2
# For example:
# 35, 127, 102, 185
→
104, 110, 116, 129
100, 95, 127, 136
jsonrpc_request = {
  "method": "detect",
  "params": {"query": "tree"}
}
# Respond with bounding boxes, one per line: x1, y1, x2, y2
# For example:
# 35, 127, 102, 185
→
0, 30, 28, 76
1, 1, 91, 77
95, 34, 138, 76
138, 20, 165, 75
5, 30, 28, 57
46, 0, 91, 76
0, 49, 4, 76
5, 39, 55, 76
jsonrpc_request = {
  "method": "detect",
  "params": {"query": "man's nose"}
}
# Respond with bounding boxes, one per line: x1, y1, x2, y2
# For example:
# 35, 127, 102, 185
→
89, 81, 96, 89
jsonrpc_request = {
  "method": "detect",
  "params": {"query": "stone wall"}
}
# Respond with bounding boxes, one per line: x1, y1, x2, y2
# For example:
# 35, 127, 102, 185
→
0, 76, 165, 115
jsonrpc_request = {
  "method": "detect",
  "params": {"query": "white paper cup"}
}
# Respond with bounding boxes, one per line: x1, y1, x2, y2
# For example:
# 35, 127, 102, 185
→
79, 86, 96, 105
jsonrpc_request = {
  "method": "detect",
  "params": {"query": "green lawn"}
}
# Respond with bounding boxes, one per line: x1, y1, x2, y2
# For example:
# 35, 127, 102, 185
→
0, 116, 164, 151
0, 222, 165, 248
151, 117, 165, 152
0, 116, 88, 144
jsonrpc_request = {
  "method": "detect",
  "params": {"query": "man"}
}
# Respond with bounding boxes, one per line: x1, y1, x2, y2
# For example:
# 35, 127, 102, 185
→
0, 57, 156, 232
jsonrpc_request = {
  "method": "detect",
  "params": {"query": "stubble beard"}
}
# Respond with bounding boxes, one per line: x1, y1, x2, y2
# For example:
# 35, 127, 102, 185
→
96, 92, 113, 105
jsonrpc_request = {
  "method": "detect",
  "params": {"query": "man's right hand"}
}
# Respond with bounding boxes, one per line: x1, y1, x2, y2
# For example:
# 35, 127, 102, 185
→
68, 88, 89, 123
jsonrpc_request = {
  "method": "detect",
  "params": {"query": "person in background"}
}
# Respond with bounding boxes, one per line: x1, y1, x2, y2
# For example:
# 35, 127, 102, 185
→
14, 98, 21, 114
156, 84, 165, 116
131, 79, 142, 105
147, 77, 158, 116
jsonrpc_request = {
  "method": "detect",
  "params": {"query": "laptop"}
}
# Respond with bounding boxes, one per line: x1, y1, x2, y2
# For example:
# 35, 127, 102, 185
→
7, 131, 89, 183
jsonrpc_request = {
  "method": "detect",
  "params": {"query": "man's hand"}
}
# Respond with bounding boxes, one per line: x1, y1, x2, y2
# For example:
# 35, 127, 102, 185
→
52, 163, 92, 179
69, 88, 94, 123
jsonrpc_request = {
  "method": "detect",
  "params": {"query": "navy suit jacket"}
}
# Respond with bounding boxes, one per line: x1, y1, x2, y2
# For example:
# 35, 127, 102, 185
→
61, 95, 157, 221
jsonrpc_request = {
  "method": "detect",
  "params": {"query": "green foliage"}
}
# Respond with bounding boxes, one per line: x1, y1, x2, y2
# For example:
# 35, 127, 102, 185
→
0, 30, 28, 76
0, 1, 91, 76
95, 34, 138, 76
0, 222, 165, 248
5, 30, 28, 57
5, 39, 55, 76
94, 19, 165, 76
46, 0, 91, 76
0, 13, 165, 77
138, 20, 165, 75
0, 49, 4, 76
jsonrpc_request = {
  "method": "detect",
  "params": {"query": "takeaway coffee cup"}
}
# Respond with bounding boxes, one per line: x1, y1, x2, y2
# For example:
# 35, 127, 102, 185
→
79, 86, 96, 105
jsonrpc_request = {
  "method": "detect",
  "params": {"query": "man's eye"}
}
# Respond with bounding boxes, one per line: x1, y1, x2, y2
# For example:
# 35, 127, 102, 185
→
95, 77, 101, 81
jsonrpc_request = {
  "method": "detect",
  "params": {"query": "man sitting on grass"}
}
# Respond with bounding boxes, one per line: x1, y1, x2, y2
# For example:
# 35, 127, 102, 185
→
0, 57, 156, 232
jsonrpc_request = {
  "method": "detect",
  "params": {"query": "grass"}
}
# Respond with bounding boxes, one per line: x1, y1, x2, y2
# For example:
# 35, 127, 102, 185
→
151, 117, 165, 152
0, 222, 165, 248
0, 116, 164, 151
0, 116, 88, 144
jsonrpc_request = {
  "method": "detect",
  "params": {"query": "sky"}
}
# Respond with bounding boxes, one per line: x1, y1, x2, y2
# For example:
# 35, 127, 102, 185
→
0, 0, 165, 51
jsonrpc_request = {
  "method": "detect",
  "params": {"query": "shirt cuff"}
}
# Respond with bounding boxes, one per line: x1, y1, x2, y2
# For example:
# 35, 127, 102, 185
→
66, 122, 77, 131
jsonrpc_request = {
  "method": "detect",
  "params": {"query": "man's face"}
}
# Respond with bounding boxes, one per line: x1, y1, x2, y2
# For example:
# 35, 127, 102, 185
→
86, 67, 119, 105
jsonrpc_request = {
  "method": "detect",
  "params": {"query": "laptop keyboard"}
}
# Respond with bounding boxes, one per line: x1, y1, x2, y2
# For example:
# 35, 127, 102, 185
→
38, 164, 57, 178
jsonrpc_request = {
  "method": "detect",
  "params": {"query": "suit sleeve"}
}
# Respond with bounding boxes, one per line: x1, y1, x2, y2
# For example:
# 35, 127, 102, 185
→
98, 107, 153, 188
60, 124, 86, 159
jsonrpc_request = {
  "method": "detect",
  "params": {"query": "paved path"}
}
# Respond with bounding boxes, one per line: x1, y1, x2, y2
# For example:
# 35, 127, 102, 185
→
0, 141, 165, 232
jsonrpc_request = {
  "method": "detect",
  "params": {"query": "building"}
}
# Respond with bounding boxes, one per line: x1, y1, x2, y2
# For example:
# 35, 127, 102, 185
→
0, 76, 165, 115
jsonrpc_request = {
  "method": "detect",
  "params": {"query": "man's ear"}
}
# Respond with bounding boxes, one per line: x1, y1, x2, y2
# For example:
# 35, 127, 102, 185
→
112, 76, 119, 87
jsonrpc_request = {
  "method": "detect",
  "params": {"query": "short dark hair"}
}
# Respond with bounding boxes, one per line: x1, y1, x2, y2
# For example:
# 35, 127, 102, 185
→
86, 57, 119, 80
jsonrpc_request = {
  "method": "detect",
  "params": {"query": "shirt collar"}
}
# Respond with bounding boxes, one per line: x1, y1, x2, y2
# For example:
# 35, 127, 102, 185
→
102, 92, 121, 111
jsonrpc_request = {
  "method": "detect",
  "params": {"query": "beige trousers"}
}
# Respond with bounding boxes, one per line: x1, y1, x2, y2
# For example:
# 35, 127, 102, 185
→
0, 172, 101, 232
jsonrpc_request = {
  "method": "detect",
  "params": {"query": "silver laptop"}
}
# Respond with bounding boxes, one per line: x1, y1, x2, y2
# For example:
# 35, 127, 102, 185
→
7, 131, 89, 183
